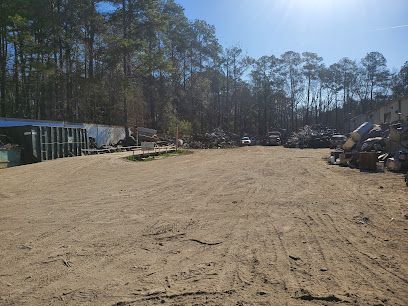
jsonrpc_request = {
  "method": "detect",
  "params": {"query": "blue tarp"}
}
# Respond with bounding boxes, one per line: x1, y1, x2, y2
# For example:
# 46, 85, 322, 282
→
0, 117, 84, 128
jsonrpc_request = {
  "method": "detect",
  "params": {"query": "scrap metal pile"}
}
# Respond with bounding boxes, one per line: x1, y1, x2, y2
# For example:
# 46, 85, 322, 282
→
0, 134, 21, 168
88, 126, 161, 151
284, 125, 335, 149
329, 121, 408, 174
187, 128, 240, 149
88, 135, 139, 150
0, 134, 19, 150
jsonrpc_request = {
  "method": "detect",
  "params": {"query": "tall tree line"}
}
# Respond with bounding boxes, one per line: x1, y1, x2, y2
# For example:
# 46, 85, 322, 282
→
1, 0, 407, 135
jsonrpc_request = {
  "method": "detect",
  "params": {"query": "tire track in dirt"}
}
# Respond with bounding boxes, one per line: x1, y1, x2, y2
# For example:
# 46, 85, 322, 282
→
300, 206, 407, 304
319, 211, 408, 285
269, 224, 302, 295
296, 208, 381, 293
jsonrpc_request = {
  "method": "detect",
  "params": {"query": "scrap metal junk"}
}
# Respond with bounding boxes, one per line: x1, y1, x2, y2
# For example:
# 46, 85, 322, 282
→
135, 127, 158, 144
0, 117, 89, 166
188, 128, 240, 149
284, 125, 335, 149
330, 121, 408, 174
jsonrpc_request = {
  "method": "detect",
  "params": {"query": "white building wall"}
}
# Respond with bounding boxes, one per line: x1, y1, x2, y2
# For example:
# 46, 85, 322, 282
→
349, 96, 408, 130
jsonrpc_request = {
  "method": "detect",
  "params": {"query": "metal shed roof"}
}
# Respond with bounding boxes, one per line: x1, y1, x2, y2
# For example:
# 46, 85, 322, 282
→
0, 117, 85, 129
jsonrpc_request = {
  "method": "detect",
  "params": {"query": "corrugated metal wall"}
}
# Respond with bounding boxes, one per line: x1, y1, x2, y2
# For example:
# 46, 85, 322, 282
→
0, 118, 89, 165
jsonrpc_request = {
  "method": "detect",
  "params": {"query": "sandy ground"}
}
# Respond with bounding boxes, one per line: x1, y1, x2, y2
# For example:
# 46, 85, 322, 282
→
0, 146, 407, 306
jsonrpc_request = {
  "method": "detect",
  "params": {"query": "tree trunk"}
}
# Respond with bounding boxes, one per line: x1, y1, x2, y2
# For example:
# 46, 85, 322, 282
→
122, 0, 129, 134
0, 29, 7, 116
305, 75, 310, 125
335, 92, 338, 130
13, 38, 19, 116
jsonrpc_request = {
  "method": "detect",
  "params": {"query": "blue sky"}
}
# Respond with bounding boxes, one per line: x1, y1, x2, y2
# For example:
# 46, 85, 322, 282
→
177, 0, 408, 71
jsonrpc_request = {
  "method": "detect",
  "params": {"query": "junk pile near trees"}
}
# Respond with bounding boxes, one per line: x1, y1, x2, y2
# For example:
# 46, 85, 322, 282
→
329, 121, 408, 175
263, 131, 282, 146
134, 127, 159, 145
284, 125, 336, 149
85, 124, 139, 150
187, 128, 240, 149
85, 126, 161, 153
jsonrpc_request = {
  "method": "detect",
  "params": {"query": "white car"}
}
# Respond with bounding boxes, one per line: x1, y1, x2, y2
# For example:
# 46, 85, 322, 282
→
241, 136, 251, 146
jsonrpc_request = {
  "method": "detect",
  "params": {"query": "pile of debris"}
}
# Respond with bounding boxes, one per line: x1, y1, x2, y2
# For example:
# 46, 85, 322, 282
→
284, 125, 335, 149
88, 135, 139, 150
0, 134, 21, 168
329, 121, 408, 174
0, 134, 19, 150
187, 128, 240, 149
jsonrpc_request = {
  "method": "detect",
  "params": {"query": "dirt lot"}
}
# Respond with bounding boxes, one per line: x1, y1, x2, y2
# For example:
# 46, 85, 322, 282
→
0, 146, 407, 305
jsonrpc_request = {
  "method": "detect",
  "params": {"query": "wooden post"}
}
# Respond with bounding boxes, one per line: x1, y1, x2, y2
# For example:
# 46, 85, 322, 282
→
50, 127, 55, 160
56, 127, 61, 158
176, 125, 179, 151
